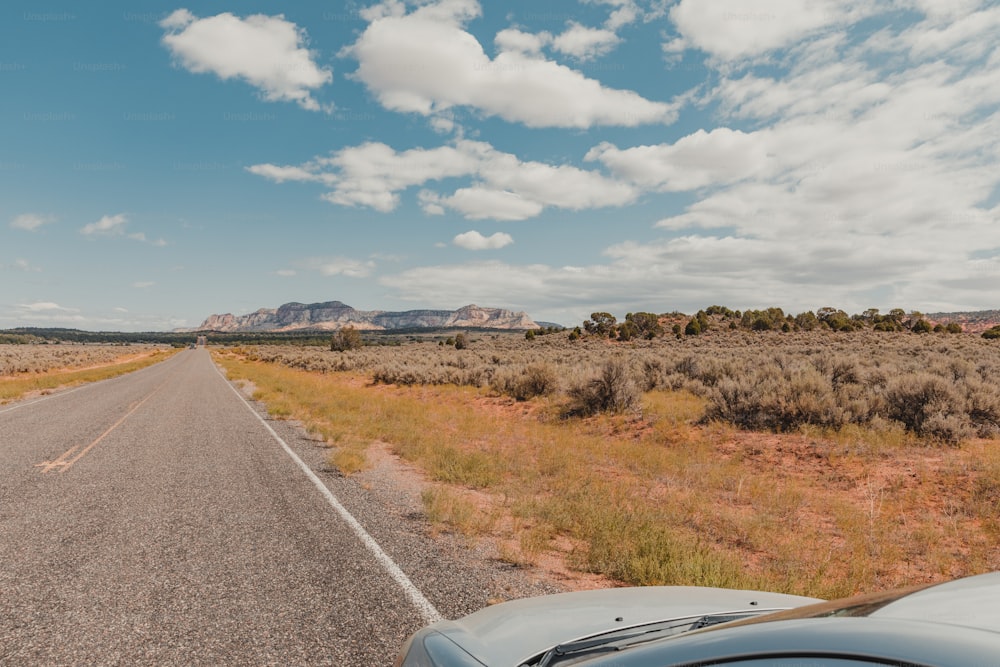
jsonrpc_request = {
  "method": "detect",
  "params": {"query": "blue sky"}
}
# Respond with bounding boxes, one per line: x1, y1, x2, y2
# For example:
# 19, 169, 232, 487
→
2, 0, 999, 331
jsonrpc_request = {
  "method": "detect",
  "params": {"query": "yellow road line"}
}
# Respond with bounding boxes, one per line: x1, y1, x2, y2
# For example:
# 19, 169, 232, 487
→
35, 384, 164, 474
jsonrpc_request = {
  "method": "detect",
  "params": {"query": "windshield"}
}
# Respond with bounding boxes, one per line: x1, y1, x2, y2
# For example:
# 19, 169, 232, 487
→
521, 610, 776, 667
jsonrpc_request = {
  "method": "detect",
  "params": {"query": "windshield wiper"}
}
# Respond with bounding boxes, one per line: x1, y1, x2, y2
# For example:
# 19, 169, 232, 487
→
528, 611, 766, 667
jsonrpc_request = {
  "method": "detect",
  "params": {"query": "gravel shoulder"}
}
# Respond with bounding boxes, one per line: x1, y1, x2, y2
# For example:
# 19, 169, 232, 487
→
222, 371, 569, 619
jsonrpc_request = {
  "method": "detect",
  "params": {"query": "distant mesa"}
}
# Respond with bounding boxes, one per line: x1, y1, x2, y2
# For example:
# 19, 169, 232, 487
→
926, 309, 1000, 334
185, 301, 540, 333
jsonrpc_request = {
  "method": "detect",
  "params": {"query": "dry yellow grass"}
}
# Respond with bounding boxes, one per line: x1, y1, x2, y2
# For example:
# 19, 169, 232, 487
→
0, 348, 179, 402
214, 348, 1000, 599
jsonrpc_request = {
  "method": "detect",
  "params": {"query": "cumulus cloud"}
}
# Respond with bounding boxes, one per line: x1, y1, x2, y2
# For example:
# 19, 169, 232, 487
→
551, 23, 621, 61
666, 0, 868, 62
79, 214, 167, 245
635, 3, 1000, 313
160, 9, 332, 111
343, 0, 674, 128
249, 139, 637, 220
497, 23, 621, 62
497, 0, 657, 63
299, 256, 376, 278
429, 188, 544, 221
653, 7, 1000, 242
373, 5, 1000, 322
494, 28, 548, 55
80, 213, 129, 236
241, 3, 1000, 321
10, 213, 55, 231
587, 128, 770, 191
453, 230, 514, 250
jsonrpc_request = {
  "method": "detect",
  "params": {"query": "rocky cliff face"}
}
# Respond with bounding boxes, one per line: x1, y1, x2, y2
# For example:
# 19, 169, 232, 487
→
192, 301, 539, 332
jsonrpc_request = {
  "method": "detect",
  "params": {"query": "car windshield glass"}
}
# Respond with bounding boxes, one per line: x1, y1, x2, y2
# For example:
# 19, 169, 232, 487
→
717, 582, 935, 629
521, 610, 771, 667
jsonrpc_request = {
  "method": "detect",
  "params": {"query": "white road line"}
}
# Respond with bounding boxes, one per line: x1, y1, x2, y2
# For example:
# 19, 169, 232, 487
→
214, 362, 444, 625
0, 383, 91, 415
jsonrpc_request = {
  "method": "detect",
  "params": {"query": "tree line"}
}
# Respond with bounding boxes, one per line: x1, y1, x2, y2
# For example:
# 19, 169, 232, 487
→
577, 306, 972, 341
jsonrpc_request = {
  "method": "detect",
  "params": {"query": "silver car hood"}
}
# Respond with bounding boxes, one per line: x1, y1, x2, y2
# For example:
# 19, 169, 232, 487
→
870, 571, 1000, 632
432, 586, 821, 666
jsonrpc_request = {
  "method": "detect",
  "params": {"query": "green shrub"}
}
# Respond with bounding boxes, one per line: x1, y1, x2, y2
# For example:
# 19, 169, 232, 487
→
704, 364, 842, 432
883, 373, 966, 441
330, 326, 363, 352
491, 363, 559, 401
566, 359, 640, 416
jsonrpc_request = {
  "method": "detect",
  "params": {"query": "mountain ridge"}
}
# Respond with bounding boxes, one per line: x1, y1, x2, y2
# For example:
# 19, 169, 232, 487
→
184, 301, 540, 332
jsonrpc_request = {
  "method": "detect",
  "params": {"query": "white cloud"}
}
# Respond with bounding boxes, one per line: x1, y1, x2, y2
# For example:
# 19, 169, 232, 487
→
551, 22, 621, 61
299, 257, 376, 278
5, 259, 40, 273
495, 28, 549, 55
656, 16, 1000, 241
376, 226, 956, 325
453, 230, 514, 250
250, 139, 637, 220
587, 128, 770, 191
246, 164, 324, 183
160, 8, 195, 30
430, 188, 544, 221
19, 302, 78, 313
0, 302, 191, 331
161, 9, 332, 111
10, 213, 54, 231
133, 281, 155, 288
78, 214, 167, 245
343, 0, 675, 128
891, 5, 1000, 65
373, 6, 1000, 322
128, 232, 166, 245
81, 213, 129, 236
666, 0, 867, 62
319, 142, 482, 212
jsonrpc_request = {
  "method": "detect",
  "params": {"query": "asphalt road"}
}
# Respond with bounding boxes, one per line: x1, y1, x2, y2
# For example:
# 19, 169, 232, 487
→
0, 348, 556, 666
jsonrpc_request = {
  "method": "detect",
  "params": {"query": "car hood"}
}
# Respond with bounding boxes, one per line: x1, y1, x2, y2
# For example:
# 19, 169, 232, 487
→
431, 586, 821, 666
870, 571, 1000, 632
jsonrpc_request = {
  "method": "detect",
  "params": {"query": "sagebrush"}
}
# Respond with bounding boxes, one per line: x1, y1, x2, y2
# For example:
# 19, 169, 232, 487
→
228, 330, 1000, 442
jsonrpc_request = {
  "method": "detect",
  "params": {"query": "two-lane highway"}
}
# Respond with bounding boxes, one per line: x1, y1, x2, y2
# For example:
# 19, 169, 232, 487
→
0, 348, 502, 665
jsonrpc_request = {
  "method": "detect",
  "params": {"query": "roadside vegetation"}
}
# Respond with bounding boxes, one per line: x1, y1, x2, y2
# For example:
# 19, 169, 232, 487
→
228, 323, 1000, 444
0, 344, 176, 402
213, 315, 1000, 599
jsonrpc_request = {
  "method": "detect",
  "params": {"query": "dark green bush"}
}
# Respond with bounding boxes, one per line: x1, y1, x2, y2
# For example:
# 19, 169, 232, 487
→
330, 326, 363, 352
566, 359, 640, 416
883, 373, 966, 442
491, 363, 558, 401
